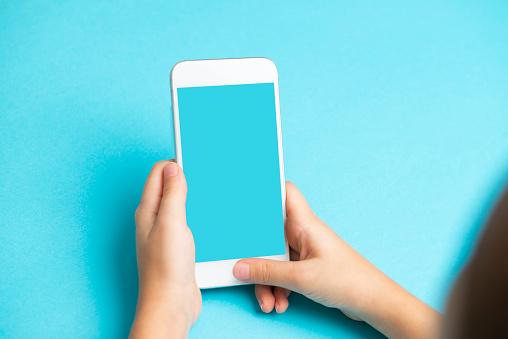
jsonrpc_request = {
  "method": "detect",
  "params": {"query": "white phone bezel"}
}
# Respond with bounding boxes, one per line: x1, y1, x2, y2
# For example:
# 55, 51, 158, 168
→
170, 58, 289, 289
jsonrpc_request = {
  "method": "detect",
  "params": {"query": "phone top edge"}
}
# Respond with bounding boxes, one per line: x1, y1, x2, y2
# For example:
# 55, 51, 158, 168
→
172, 56, 275, 67
170, 57, 278, 89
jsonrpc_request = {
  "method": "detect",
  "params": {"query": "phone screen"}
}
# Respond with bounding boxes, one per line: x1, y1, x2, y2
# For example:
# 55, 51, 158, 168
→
176, 83, 285, 263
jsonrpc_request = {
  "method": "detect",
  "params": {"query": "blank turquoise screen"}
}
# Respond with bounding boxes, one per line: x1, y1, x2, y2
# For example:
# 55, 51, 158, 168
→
176, 83, 286, 263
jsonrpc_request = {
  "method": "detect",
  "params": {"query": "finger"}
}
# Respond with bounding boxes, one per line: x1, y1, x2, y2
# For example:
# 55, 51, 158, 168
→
285, 182, 316, 249
156, 162, 187, 226
255, 285, 275, 313
233, 259, 302, 292
273, 287, 290, 313
135, 160, 173, 231
285, 181, 314, 221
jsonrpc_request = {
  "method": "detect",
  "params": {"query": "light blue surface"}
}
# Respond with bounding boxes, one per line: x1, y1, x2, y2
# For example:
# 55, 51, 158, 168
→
177, 83, 285, 262
1, 1, 508, 338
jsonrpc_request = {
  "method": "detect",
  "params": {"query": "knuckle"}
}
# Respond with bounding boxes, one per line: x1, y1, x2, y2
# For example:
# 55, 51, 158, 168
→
257, 261, 273, 284
162, 182, 186, 196
134, 206, 141, 222
163, 175, 187, 196
162, 185, 174, 196
134, 206, 149, 227
134, 207, 145, 235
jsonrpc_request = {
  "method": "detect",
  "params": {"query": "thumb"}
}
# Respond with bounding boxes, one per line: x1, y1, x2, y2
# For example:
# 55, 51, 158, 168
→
156, 162, 187, 224
233, 258, 303, 292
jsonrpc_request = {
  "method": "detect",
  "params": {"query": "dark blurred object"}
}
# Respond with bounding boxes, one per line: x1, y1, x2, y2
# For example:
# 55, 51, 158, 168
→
444, 187, 508, 338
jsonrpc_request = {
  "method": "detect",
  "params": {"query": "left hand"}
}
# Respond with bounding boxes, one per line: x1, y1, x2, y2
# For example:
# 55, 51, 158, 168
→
130, 160, 201, 339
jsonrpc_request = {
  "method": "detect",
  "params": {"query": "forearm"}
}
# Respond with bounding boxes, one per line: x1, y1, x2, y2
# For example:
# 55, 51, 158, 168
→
357, 275, 442, 339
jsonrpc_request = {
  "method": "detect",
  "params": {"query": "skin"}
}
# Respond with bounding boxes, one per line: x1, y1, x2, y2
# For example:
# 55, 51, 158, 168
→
130, 160, 442, 339
130, 160, 201, 338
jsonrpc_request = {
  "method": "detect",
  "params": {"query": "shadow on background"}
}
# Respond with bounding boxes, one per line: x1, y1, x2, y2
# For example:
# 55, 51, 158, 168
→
202, 285, 385, 338
288, 292, 385, 338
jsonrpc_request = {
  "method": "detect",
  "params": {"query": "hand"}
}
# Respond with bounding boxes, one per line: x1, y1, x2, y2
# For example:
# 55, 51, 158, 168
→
130, 160, 201, 339
233, 182, 442, 339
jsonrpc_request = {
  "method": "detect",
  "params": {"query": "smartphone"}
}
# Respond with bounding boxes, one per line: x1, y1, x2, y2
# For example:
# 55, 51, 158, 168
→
170, 58, 289, 289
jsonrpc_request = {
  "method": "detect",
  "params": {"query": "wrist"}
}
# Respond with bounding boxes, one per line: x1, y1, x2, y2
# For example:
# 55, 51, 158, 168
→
131, 286, 191, 338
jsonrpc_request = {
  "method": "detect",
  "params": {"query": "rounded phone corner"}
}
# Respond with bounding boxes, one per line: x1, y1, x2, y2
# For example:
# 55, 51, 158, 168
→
257, 57, 278, 76
170, 60, 189, 84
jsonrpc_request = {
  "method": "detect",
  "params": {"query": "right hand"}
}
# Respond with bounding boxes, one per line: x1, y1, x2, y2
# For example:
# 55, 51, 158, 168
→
233, 182, 441, 339
233, 181, 382, 318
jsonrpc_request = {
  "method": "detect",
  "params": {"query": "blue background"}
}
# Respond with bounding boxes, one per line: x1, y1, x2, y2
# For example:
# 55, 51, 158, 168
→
178, 83, 285, 262
1, 1, 507, 338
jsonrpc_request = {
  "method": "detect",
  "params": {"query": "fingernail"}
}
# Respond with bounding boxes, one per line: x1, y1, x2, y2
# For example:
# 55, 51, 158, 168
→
233, 263, 250, 281
259, 300, 264, 312
164, 163, 178, 177
275, 302, 280, 313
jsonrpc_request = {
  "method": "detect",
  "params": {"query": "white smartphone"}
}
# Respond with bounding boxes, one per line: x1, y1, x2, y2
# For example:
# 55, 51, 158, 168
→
170, 58, 289, 289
